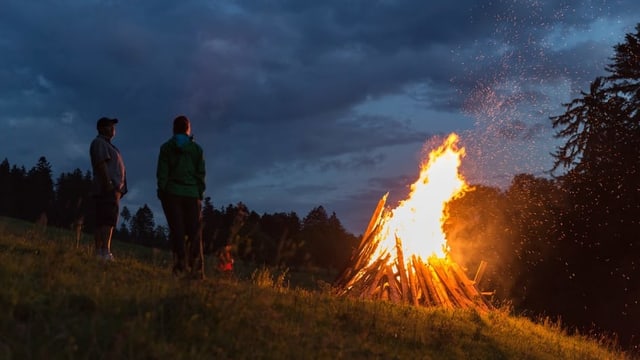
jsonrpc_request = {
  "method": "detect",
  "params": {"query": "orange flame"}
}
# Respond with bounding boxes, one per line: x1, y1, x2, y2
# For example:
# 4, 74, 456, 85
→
371, 133, 468, 265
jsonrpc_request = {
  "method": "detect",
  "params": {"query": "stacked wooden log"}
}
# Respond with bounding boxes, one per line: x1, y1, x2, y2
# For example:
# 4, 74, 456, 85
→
334, 193, 492, 311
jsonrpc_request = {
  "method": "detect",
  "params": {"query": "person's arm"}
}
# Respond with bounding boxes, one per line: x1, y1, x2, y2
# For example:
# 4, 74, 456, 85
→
196, 146, 206, 199
97, 160, 114, 192
90, 138, 114, 192
156, 146, 169, 198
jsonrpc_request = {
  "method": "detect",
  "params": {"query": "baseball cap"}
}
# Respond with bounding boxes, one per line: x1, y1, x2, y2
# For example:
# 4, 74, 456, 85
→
97, 117, 119, 129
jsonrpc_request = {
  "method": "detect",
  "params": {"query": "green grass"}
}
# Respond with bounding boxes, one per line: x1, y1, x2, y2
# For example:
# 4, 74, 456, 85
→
0, 217, 632, 359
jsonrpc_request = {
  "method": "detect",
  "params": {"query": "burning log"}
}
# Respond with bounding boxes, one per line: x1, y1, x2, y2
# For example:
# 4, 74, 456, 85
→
333, 133, 493, 311
334, 193, 492, 311
334, 193, 389, 290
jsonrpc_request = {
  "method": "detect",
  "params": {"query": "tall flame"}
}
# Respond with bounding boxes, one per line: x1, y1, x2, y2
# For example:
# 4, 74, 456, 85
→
371, 133, 468, 264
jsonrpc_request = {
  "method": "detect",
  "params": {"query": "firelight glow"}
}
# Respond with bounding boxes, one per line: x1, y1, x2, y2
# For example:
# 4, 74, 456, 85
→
372, 133, 468, 264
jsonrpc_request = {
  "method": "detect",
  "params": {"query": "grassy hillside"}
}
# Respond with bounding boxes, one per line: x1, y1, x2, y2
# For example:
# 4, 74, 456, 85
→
0, 217, 631, 359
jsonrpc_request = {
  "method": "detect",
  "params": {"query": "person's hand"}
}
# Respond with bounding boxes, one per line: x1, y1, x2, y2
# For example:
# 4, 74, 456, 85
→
103, 180, 115, 193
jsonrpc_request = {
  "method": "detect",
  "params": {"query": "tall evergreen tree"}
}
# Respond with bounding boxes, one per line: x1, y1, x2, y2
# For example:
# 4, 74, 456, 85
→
0, 159, 11, 216
299, 206, 329, 268
300, 206, 357, 269
129, 204, 156, 246
52, 168, 91, 228
254, 212, 302, 266
221, 203, 251, 259
549, 23, 640, 347
117, 206, 132, 241
9, 164, 27, 219
326, 211, 358, 271
81, 170, 96, 233
503, 175, 565, 312
25, 157, 54, 221
201, 197, 223, 253
153, 224, 169, 247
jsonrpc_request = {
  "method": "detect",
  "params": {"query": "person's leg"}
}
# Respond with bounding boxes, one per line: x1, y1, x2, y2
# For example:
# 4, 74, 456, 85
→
100, 225, 114, 259
185, 197, 204, 279
94, 195, 108, 258
94, 227, 104, 258
75, 223, 82, 248
163, 193, 186, 274
102, 191, 120, 260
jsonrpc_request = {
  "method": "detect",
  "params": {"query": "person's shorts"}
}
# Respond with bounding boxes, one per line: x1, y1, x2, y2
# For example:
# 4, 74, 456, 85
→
95, 190, 121, 227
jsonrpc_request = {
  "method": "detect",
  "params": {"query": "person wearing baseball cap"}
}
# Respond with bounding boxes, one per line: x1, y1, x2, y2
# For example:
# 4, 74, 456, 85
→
90, 116, 128, 261
96, 117, 118, 129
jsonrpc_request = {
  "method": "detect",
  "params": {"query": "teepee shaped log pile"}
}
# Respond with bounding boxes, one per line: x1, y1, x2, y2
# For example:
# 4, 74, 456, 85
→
334, 193, 492, 311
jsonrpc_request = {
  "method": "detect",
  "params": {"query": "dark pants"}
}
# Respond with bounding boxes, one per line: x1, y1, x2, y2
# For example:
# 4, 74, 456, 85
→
161, 193, 203, 277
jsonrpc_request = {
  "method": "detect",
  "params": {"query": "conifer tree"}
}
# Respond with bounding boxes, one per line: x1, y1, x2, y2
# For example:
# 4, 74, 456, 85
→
549, 22, 640, 347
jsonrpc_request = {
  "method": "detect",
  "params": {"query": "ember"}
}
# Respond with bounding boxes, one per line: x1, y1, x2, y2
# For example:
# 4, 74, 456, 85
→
334, 133, 492, 310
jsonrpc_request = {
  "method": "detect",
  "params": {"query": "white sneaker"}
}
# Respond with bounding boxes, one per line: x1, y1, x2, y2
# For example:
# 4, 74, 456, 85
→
104, 252, 115, 261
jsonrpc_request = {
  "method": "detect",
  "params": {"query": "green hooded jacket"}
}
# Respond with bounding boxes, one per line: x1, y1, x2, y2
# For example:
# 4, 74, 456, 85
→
157, 135, 206, 199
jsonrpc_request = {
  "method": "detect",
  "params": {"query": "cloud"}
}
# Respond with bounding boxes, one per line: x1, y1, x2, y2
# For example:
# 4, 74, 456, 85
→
0, 0, 638, 232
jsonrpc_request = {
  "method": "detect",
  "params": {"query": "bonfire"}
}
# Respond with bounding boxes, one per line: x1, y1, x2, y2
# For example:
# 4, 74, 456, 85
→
334, 133, 492, 311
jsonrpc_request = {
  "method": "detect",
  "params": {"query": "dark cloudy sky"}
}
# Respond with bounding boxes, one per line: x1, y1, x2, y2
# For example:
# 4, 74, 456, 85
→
1, 1, 638, 234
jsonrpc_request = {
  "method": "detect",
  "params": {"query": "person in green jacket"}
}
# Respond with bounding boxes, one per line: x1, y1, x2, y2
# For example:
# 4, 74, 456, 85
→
157, 115, 206, 279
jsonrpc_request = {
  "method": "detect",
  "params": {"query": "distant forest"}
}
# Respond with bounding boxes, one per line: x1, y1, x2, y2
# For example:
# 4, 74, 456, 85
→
0, 155, 360, 272
1, 23, 639, 351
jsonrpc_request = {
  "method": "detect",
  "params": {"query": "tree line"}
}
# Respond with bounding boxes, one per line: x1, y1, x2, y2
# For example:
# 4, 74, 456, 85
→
0, 156, 359, 271
1, 22, 638, 351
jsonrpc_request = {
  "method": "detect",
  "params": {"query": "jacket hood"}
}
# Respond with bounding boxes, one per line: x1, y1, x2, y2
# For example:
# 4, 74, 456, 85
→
173, 133, 192, 148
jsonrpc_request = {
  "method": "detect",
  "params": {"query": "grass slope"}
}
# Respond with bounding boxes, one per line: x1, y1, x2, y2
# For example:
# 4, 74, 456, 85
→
0, 217, 631, 359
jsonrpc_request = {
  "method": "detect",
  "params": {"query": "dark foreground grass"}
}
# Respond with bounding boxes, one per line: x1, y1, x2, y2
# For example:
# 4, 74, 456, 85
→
0, 217, 632, 359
